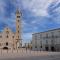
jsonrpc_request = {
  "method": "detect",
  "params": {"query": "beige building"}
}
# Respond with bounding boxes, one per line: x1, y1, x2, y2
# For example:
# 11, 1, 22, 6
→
32, 28, 60, 51
0, 9, 22, 50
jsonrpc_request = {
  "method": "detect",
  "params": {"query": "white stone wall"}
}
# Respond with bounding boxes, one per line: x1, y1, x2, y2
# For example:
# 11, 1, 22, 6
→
32, 29, 60, 51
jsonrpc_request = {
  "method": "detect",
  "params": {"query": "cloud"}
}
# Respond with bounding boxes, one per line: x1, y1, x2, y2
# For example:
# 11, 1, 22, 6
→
0, 0, 60, 44
0, 0, 16, 31
0, 0, 6, 17
48, 0, 60, 24
21, 0, 53, 16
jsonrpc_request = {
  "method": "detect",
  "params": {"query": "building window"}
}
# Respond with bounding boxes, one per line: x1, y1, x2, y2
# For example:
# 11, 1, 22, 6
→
17, 16, 20, 18
58, 31, 60, 38
40, 41, 42, 47
35, 40, 37, 45
18, 20, 19, 22
6, 42, 8, 46
13, 36, 14, 38
51, 40, 54, 44
51, 32, 54, 38
35, 46, 37, 48
46, 33, 48, 38
6, 31, 9, 34
18, 36, 19, 38
34, 35, 37, 40
46, 40, 48, 44
6, 35, 8, 38
18, 26, 19, 28
55, 36, 58, 38
40, 34, 42, 38
18, 31, 19, 33
0, 35, 2, 38
40, 46, 42, 48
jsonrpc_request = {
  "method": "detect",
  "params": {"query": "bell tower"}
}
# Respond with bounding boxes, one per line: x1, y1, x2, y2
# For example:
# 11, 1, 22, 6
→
16, 9, 22, 48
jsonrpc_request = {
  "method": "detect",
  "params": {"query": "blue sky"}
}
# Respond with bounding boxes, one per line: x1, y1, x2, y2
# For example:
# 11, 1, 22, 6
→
0, 0, 60, 44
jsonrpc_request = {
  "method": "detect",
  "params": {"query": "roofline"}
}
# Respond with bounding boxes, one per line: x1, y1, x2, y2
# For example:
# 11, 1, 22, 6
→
32, 28, 60, 35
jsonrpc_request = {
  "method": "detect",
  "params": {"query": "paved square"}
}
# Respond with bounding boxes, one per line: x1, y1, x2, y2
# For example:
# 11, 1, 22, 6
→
0, 49, 60, 60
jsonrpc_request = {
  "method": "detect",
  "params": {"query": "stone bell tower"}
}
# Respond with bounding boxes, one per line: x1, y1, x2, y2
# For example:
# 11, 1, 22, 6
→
15, 9, 22, 49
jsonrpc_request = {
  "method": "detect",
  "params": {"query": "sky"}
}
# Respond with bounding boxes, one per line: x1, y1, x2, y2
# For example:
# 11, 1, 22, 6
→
0, 0, 60, 44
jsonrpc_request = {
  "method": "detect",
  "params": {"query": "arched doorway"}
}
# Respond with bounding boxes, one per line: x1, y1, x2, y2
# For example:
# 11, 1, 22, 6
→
45, 47, 49, 51
3, 47, 8, 49
51, 46, 55, 51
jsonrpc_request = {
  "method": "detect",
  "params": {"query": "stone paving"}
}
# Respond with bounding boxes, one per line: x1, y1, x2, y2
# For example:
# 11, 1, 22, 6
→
0, 49, 60, 60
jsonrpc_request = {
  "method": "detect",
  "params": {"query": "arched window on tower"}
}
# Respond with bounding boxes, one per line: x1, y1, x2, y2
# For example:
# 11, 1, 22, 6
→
6, 42, 8, 46
18, 20, 19, 22
18, 26, 19, 28
6, 35, 8, 38
17, 16, 20, 18
18, 31, 19, 33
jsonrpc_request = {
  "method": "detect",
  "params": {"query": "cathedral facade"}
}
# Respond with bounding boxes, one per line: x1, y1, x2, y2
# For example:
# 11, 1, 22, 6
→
0, 9, 22, 50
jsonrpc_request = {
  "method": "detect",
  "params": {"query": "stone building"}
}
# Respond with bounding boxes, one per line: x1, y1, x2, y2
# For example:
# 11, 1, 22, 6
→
0, 9, 22, 50
32, 28, 60, 51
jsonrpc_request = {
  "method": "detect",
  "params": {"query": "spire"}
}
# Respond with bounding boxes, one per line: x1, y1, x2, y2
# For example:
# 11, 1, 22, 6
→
16, 8, 20, 14
16, 7, 22, 16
